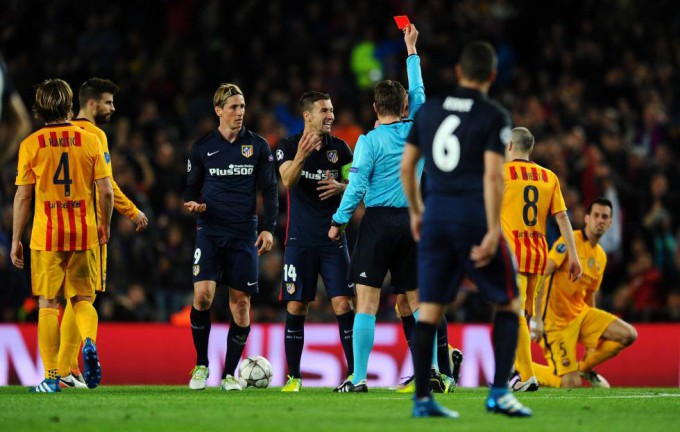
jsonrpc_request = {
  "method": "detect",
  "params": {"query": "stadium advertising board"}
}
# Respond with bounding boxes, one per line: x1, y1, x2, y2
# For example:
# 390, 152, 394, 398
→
0, 324, 677, 387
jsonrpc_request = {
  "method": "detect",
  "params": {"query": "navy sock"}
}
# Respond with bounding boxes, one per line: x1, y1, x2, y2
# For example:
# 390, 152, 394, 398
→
336, 311, 355, 376
492, 311, 519, 388
190, 307, 211, 366
436, 317, 452, 377
284, 313, 306, 379
223, 323, 250, 378
413, 321, 437, 399
401, 314, 416, 356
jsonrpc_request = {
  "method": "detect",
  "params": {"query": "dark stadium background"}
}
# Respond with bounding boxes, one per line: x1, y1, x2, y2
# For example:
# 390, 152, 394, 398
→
1, 0, 680, 327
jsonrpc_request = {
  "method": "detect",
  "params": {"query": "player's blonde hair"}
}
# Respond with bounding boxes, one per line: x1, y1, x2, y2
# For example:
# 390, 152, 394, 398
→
33, 79, 73, 123
213, 83, 244, 108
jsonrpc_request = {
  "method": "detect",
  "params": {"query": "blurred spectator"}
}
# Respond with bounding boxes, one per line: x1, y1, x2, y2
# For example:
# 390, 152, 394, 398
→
109, 283, 154, 322
333, 108, 364, 150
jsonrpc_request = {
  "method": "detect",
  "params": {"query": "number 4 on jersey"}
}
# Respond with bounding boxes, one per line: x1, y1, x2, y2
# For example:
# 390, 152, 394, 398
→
53, 152, 73, 197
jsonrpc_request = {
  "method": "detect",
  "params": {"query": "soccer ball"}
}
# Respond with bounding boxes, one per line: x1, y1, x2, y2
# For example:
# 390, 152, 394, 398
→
238, 356, 273, 389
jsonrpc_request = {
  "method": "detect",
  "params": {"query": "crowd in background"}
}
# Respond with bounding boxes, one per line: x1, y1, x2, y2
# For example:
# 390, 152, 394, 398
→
1, 0, 679, 324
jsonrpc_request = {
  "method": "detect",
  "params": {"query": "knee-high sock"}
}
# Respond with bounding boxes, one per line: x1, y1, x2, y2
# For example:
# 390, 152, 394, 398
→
352, 313, 376, 383
73, 301, 98, 343
284, 313, 305, 379
401, 314, 416, 356
223, 323, 250, 378
190, 307, 211, 366
413, 310, 438, 369
58, 300, 81, 377
413, 322, 437, 399
336, 311, 355, 376
492, 311, 519, 388
436, 317, 452, 377
533, 362, 562, 388
579, 340, 626, 372
38, 308, 60, 380
514, 314, 535, 381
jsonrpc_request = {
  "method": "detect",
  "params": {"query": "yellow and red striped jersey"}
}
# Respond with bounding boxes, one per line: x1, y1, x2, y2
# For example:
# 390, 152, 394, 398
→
501, 160, 566, 275
542, 230, 607, 330
15, 123, 111, 251
71, 118, 140, 220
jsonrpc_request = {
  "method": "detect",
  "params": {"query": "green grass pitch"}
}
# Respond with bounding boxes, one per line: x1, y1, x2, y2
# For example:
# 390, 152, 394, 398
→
1, 386, 679, 432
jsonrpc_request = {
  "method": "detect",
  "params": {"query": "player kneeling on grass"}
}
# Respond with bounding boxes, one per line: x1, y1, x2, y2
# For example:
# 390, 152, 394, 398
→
530, 198, 637, 388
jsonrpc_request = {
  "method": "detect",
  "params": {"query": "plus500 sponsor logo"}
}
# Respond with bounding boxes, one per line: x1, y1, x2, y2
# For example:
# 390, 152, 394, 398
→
209, 164, 254, 176
301, 169, 338, 181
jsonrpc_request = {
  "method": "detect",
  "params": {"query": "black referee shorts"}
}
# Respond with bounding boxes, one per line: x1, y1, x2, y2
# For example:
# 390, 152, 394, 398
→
349, 207, 417, 292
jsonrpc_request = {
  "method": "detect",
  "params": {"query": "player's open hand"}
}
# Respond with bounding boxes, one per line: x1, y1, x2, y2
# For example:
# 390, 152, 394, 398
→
10, 241, 24, 269
255, 230, 274, 256
296, 130, 322, 160
470, 230, 500, 268
568, 257, 583, 282
132, 211, 149, 232
317, 170, 346, 200
98, 224, 110, 245
184, 201, 206, 214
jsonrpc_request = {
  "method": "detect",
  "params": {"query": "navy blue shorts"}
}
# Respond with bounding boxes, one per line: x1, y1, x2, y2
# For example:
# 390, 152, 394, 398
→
418, 221, 517, 305
280, 241, 352, 302
192, 229, 259, 294
349, 207, 417, 292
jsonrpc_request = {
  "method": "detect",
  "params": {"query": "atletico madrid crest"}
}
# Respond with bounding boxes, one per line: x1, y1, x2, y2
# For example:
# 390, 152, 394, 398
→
327, 150, 338, 163
286, 283, 296, 294
242, 145, 254, 158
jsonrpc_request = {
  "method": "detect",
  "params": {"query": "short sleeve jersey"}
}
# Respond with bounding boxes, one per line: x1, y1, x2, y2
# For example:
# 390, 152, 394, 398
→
276, 132, 352, 246
542, 230, 607, 331
15, 123, 111, 251
501, 160, 566, 274
407, 87, 511, 225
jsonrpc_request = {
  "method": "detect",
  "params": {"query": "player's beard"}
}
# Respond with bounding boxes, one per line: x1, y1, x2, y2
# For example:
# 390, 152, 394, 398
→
94, 113, 111, 125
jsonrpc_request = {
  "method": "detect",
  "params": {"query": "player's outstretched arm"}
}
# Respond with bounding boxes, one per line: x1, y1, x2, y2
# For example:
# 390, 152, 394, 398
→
400, 143, 423, 241
470, 151, 504, 268
554, 210, 583, 281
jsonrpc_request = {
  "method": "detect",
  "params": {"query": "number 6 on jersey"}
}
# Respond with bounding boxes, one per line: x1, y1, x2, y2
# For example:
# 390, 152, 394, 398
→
432, 115, 461, 172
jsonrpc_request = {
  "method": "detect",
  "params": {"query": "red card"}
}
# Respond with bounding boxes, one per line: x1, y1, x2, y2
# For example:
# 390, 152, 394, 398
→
394, 15, 410, 30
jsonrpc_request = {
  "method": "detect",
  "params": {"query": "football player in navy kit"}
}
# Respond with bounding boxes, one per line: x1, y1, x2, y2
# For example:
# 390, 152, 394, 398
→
276, 91, 355, 392
401, 41, 532, 417
184, 83, 278, 391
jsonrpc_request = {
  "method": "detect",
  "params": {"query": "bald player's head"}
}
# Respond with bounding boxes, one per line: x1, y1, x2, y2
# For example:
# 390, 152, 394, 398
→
510, 127, 534, 154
